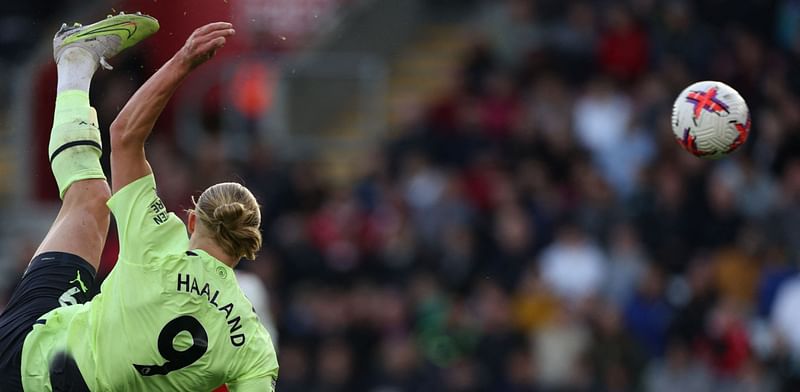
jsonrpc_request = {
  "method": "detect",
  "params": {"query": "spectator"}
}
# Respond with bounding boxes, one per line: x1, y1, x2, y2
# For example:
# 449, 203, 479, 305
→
603, 223, 648, 307
368, 335, 427, 391
275, 343, 312, 392
587, 301, 644, 391
572, 77, 632, 158
770, 275, 800, 356
644, 338, 714, 392
539, 222, 607, 304
532, 308, 591, 390
313, 339, 356, 392
480, 0, 544, 67
597, 3, 649, 81
624, 264, 672, 358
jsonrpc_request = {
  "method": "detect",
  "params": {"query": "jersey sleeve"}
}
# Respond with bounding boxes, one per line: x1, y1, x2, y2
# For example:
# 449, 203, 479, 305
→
107, 174, 189, 264
227, 326, 279, 392
227, 376, 276, 392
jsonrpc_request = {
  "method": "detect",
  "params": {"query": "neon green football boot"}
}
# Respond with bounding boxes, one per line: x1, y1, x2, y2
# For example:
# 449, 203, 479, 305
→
53, 12, 160, 70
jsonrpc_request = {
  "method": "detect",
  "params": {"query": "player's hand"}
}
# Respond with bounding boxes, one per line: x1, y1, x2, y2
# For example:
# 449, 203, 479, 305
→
177, 22, 235, 70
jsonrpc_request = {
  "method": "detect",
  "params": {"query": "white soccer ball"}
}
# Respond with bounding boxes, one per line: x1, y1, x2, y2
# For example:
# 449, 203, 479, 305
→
671, 80, 750, 159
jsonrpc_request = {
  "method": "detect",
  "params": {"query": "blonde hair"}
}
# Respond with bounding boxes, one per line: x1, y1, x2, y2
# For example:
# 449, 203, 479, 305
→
191, 182, 262, 260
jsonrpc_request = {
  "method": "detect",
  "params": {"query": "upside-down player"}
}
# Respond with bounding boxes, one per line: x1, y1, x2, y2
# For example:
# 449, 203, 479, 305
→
0, 13, 278, 391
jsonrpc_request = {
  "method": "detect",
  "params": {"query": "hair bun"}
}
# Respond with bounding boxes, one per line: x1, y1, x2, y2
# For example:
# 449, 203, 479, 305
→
213, 202, 246, 229
193, 182, 263, 260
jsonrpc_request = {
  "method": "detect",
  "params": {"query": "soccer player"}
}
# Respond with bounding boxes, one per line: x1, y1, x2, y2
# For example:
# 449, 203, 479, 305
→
0, 13, 278, 391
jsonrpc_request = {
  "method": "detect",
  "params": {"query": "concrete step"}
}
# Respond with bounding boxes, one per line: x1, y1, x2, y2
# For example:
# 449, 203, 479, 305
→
319, 23, 469, 181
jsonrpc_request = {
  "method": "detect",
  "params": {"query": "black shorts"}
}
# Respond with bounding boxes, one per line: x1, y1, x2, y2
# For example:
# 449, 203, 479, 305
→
0, 252, 96, 392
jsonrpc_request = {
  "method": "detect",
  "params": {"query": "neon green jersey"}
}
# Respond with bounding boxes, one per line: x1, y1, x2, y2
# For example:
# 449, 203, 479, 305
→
21, 174, 279, 391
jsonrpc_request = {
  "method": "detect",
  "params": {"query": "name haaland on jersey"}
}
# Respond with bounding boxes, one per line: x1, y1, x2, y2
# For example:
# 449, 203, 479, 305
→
177, 272, 246, 346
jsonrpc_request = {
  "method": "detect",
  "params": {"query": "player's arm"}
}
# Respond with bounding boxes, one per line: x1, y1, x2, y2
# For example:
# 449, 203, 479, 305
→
106, 23, 235, 262
227, 377, 277, 392
227, 328, 279, 392
109, 22, 235, 193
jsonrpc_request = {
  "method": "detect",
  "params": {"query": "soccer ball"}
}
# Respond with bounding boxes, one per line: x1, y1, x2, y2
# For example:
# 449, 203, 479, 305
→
671, 81, 750, 159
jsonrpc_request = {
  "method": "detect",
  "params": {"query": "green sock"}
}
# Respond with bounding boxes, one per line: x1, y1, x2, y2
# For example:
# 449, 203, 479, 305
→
49, 90, 105, 199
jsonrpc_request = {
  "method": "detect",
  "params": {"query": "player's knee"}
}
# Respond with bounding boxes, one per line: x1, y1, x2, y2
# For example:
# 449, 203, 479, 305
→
110, 119, 140, 150
87, 183, 112, 206
85, 183, 111, 212
109, 117, 122, 135
110, 120, 125, 148
63, 180, 111, 212
79, 186, 111, 228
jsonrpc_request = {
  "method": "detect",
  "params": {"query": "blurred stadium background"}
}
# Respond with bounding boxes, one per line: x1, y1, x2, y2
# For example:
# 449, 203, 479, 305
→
2, 0, 800, 391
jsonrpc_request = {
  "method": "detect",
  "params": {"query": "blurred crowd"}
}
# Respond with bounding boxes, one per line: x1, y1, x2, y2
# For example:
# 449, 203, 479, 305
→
6, 0, 800, 391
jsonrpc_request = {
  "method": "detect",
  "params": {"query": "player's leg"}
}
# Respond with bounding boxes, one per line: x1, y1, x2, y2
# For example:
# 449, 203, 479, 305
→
33, 42, 109, 269
0, 31, 106, 390
34, 14, 160, 270
0, 14, 159, 391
